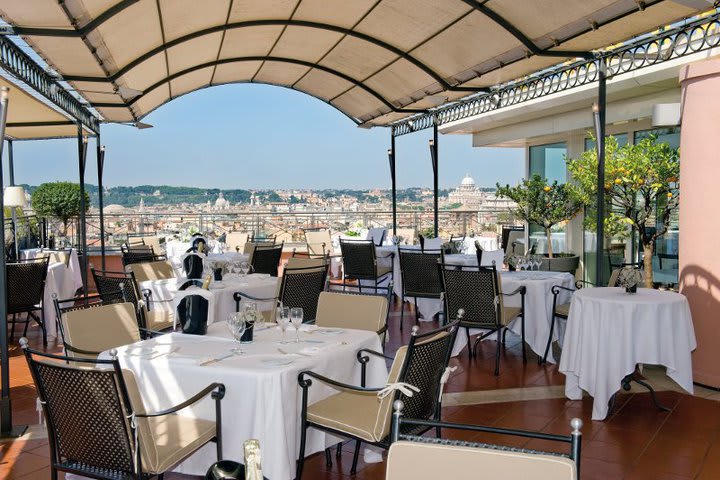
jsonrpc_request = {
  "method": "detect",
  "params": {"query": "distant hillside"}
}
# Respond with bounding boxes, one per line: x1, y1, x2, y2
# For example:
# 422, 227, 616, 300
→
18, 184, 468, 208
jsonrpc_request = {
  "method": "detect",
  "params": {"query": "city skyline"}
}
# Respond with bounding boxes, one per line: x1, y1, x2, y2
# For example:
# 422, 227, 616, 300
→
3, 84, 525, 190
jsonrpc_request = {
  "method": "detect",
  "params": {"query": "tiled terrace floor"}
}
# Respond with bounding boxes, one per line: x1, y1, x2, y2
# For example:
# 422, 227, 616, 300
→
2, 299, 720, 479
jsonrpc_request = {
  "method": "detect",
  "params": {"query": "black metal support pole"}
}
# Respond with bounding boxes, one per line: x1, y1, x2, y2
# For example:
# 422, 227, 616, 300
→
7, 139, 17, 260
77, 123, 88, 297
594, 58, 607, 286
429, 121, 439, 237
97, 139, 106, 270
0, 86, 25, 438
389, 132, 397, 236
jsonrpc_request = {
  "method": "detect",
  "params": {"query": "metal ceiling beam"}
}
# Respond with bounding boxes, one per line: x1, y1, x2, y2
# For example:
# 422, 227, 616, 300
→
460, 0, 593, 59
6, 120, 75, 127
90, 56, 429, 117
0, 36, 100, 133
54, 19, 487, 94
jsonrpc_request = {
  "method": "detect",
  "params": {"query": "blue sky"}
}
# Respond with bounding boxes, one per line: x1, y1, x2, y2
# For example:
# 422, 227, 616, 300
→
4, 84, 524, 190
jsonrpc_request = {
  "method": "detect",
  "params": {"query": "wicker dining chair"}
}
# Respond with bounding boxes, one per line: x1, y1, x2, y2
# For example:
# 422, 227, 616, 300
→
315, 283, 393, 344
249, 243, 284, 277
439, 264, 526, 375
121, 243, 163, 267
387, 402, 583, 480
127, 260, 176, 283
7, 256, 50, 346
304, 228, 333, 257
339, 239, 393, 293
225, 232, 250, 253
398, 248, 444, 330
233, 263, 328, 322
296, 321, 458, 478
91, 267, 174, 332
22, 341, 225, 480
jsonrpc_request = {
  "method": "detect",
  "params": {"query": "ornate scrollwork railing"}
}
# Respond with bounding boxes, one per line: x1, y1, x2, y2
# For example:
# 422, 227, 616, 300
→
392, 11, 720, 137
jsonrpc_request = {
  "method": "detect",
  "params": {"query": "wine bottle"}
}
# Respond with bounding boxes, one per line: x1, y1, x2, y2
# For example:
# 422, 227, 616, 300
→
201, 274, 212, 290
243, 439, 263, 480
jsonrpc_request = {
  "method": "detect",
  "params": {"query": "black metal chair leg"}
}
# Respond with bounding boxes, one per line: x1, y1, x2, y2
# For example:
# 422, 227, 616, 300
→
325, 448, 332, 467
501, 327, 507, 348
466, 327, 473, 359
494, 332, 502, 376
23, 312, 30, 337
10, 313, 16, 342
399, 295, 405, 331
542, 315, 557, 365
37, 309, 47, 347
521, 314, 527, 364
336, 442, 342, 458
297, 422, 308, 479
350, 440, 361, 475
414, 297, 419, 325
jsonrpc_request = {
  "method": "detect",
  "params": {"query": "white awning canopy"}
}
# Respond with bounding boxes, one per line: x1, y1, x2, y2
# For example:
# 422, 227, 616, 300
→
0, 0, 709, 127
0, 75, 93, 140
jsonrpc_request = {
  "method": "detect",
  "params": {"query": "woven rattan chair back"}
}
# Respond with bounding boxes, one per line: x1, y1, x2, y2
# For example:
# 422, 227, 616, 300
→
396, 323, 458, 435
279, 265, 328, 322
26, 351, 136, 476
399, 248, 443, 298
340, 239, 377, 280
251, 243, 283, 276
91, 268, 145, 329
440, 265, 501, 329
7, 257, 49, 313
121, 244, 156, 266
183, 253, 204, 279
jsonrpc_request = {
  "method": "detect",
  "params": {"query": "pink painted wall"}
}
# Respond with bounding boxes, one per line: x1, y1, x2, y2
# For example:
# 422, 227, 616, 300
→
679, 60, 720, 388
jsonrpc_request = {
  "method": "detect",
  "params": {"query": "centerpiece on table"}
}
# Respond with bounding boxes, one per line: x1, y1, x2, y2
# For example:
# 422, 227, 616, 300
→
617, 266, 643, 294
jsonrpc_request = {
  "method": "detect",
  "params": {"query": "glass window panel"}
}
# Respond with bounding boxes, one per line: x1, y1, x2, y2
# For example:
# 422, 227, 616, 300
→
528, 142, 568, 255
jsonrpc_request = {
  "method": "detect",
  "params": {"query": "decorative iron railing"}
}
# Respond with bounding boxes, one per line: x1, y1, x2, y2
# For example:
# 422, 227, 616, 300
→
391, 11, 720, 137
0, 35, 100, 134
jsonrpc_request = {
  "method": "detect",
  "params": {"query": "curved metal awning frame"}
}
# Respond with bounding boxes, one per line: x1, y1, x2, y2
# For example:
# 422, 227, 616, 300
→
2, 0, 699, 127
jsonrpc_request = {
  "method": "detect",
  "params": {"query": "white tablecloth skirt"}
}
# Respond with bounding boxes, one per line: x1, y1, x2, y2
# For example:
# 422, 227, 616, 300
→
559, 287, 696, 420
105, 323, 387, 480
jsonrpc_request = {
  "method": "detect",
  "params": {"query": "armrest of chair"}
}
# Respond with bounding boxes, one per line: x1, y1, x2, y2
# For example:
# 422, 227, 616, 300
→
62, 342, 103, 357
297, 370, 382, 394
551, 285, 575, 295
377, 252, 395, 260
501, 285, 527, 297
232, 291, 279, 303
357, 348, 393, 387
141, 289, 152, 310
137, 383, 226, 418
138, 327, 166, 337
575, 280, 594, 289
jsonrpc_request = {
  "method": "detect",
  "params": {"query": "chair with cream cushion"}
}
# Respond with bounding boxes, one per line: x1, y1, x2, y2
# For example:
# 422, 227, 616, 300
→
92, 267, 175, 333
315, 289, 389, 340
440, 264, 526, 375
128, 260, 176, 283
22, 342, 225, 480
226, 232, 250, 253
386, 402, 582, 480
305, 228, 333, 257
366, 227, 387, 246
296, 322, 458, 478
339, 239, 393, 293
286, 254, 329, 270
55, 300, 142, 359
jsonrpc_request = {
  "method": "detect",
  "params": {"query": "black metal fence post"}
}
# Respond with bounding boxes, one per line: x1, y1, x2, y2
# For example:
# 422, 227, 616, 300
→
97, 140, 106, 270
389, 131, 397, 235
429, 120, 439, 237
77, 124, 88, 297
594, 58, 607, 286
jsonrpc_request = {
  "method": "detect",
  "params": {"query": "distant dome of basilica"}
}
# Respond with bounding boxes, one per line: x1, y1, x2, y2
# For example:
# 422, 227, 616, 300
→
460, 174, 476, 187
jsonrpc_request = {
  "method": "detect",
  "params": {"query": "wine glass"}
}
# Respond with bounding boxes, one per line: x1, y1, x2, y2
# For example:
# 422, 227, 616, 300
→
240, 261, 251, 277
533, 255, 543, 271
226, 313, 247, 342
391, 235, 399, 246
290, 307, 303, 343
276, 306, 291, 343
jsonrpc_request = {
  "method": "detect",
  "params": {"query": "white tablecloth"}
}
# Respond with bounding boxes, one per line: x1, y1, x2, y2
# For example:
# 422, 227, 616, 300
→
462, 235, 499, 254
452, 271, 574, 362
21, 248, 84, 339
141, 274, 279, 326
559, 288, 696, 420
103, 323, 387, 480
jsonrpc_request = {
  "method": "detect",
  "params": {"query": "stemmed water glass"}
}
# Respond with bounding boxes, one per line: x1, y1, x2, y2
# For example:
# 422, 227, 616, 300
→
276, 306, 291, 343
391, 235, 399, 246
226, 313, 247, 344
290, 307, 304, 343
533, 255, 543, 271
240, 261, 251, 277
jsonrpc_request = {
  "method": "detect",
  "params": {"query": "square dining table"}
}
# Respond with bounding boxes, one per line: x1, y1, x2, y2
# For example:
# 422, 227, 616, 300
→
101, 322, 387, 480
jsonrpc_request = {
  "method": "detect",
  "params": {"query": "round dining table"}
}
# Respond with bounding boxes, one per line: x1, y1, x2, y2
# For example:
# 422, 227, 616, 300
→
559, 287, 696, 420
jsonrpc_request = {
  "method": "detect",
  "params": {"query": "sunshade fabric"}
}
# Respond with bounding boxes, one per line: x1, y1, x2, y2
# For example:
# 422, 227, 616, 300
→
0, 75, 91, 140
0, 0, 705, 126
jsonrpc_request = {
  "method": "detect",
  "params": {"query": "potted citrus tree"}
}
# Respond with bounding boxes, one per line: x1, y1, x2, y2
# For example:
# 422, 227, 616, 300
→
496, 174, 583, 272
567, 135, 679, 287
